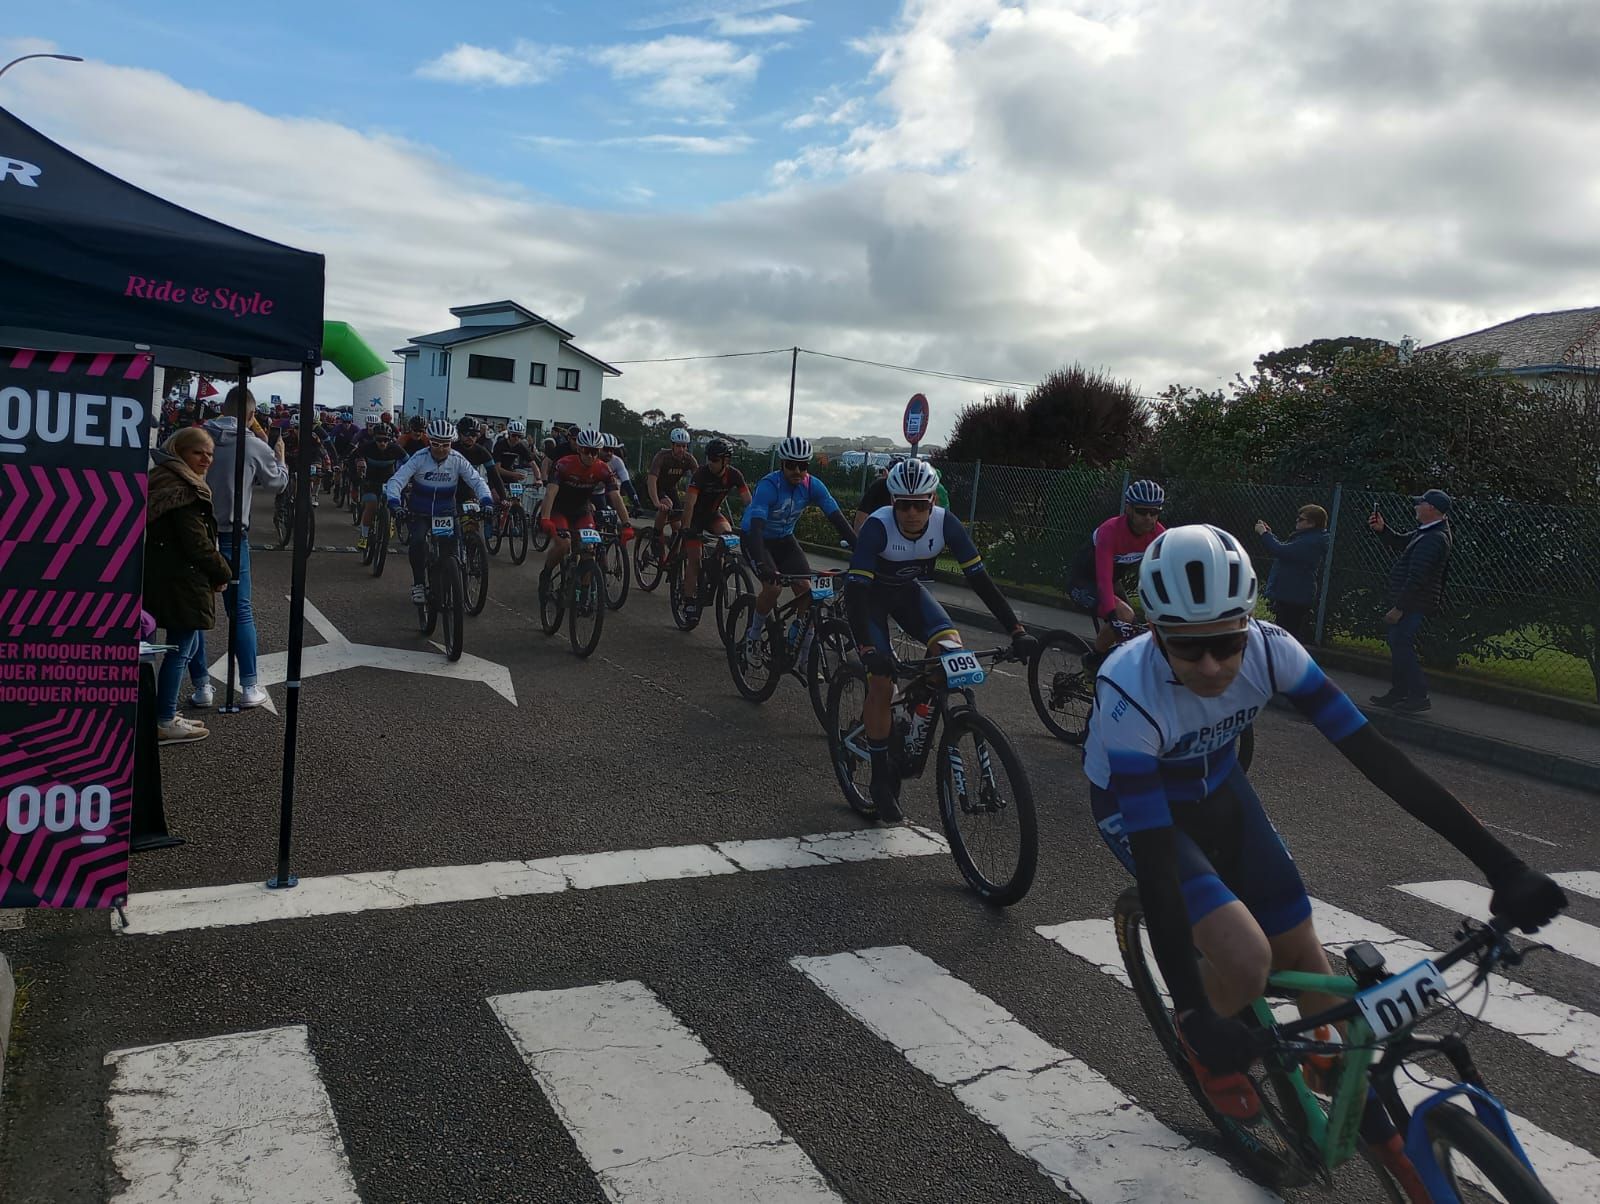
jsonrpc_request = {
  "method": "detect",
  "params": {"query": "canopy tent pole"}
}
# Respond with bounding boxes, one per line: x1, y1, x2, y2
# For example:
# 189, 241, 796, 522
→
221, 360, 250, 711
268, 362, 316, 891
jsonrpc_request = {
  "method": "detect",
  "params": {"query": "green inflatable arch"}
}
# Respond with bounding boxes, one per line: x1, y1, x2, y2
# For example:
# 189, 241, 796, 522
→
321, 320, 390, 419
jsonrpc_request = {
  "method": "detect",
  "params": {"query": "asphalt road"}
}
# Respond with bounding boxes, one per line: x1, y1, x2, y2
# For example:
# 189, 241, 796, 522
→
3, 502, 1597, 1203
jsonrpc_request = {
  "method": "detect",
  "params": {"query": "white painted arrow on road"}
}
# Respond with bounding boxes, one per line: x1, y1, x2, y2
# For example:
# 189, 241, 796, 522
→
207, 597, 516, 710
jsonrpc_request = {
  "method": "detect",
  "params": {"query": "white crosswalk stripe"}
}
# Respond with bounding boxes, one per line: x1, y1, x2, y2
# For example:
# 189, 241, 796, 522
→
1555, 871, 1600, 900
792, 945, 1278, 1202
104, 1025, 360, 1204
489, 980, 839, 1203
1397, 879, 1600, 972
1037, 914, 1600, 1203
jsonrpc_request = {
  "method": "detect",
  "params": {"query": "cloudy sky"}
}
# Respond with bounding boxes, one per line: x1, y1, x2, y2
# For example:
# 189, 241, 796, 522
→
6, 1, 1597, 441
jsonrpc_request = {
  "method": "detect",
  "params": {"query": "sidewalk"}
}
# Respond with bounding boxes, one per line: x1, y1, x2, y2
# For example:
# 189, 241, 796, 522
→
805, 549, 1600, 792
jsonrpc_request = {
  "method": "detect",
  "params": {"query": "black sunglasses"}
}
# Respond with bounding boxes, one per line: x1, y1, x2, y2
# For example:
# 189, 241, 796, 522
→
1133, 506, 1163, 517
1163, 630, 1249, 663
781, 459, 808, 471
893, 498, 932, 512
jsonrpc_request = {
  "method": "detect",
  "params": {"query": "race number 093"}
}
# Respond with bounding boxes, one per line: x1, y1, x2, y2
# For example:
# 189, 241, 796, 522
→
5, 784, 113, 843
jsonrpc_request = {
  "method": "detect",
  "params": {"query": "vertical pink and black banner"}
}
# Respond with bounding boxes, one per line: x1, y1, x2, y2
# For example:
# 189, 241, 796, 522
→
0, 348, 152, 908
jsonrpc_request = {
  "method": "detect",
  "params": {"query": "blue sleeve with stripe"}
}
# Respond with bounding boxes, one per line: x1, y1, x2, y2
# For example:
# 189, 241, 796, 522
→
808, 475, 841, 517
943, 510, 984, 574
745, 475, 777, 524
848, 515, 888, 583
1282, 648, 1367, 742
1095, 679, 1172, 833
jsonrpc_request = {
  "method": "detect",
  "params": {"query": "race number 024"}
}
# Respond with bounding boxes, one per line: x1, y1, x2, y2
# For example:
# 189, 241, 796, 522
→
5, 784, 114, 845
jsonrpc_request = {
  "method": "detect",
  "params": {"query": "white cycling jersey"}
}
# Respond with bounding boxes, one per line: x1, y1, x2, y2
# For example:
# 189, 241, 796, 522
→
384, 448, 492, 517
1084, 620, 1365, 834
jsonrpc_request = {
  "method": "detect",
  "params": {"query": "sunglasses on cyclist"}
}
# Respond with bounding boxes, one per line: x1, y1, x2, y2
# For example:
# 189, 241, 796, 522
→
578, 446, 599, 455
1162, 630, 1249, 662
1133, 506, 1163, 517
781, 459, 808, 471
893, 498, 933, 512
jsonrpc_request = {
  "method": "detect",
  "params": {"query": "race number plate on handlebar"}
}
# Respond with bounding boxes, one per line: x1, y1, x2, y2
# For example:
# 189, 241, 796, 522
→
1355, 958, 1444, 1039
462, 503, 480, 514
941, 649, 986, 687
721, 534, 741, 550
509, 483, 525, 497
431, 516, 455, 535
578, 527, 603, 546
810, 575, 834, 600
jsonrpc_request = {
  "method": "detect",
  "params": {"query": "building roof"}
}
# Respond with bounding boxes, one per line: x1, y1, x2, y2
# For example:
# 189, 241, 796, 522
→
562, 341, 622, 376
1424, 306, 1600, 372
406, 320, 539, 349
449, 300, 574, 340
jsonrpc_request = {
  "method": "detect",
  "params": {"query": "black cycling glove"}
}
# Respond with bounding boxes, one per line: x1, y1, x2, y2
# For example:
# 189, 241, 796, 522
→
1489, 861, 1567, 934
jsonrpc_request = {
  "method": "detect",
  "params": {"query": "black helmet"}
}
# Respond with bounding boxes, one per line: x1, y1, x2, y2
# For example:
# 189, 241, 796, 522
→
705, 438, 730, 459
374, 423, 396, 440
457, 415, 480, 438
407, 415, 427, 433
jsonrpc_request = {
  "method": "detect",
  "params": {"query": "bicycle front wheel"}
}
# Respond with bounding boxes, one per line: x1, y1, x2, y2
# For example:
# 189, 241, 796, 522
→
420, 562, 439, 637
274, 496, 293, 548
370, 512, 389, 578
1028, 629, 1095, 743
724, 596, 783, 702
936, 708, 1037, 905
539, 562, 566, 635
439, 557, 464, 662
1112, 887, 1316, 1189
716, 559, 756, 646
568, 556, 605, 657
508, 507, 529, 565
602, 538, 630, 610
824, 663, 877, 819
484, 509, 503, 555
633, 530, 665, 591
807, 617, 855, 730
464, 534, 490, 616
1418, 1105, 1555, 1204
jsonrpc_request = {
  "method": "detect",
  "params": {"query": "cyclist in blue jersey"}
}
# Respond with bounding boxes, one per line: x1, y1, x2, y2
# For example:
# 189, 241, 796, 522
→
847, 459, 1036, 820
1084, 524, 1566, 1124
739, 436, 857, 647
384, 419, 494, 606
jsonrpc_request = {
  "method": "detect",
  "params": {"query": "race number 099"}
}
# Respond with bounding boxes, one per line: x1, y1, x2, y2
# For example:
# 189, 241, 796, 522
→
6, 784, 113, 841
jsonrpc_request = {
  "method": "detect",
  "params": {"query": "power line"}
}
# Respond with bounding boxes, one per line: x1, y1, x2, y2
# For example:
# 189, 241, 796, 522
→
798, 348, 1033, 390
609, 348, 792, 365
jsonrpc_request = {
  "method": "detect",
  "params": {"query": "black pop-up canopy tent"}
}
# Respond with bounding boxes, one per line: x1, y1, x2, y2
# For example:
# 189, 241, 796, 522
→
0, 102, 325, 888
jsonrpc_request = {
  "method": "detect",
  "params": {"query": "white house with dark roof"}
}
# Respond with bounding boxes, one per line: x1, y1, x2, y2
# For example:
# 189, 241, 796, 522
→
395, 301, 620, 437
1424, 306, 1600, 385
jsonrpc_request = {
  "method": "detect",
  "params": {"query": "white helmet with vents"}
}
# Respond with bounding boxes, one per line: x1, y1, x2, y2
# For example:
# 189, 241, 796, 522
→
1137, 524, 1257, 627
887, 459, 940, 498
426, 418, 456, 442
777, 436, 812, 462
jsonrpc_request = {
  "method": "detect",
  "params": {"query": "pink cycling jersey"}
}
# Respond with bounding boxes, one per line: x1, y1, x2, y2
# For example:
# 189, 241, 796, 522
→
1086, 514, 1165, 618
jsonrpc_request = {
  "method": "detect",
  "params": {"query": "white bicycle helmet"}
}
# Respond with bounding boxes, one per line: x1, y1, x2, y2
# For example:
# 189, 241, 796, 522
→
887, 459, 940, 498
426, 418, 456, 442
670, 427, 691, 445
576, 428, 603, 449
507, 420, 525, 435
777, 436, 812, 462
603, 432, 623, 450
1138, 524, 1257, 627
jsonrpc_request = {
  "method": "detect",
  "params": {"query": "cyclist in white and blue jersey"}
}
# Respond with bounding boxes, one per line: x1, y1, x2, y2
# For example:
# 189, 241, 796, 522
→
1084, 524, 1565, 1123
384, 418, 494, 606
846, 459, 1036, 820
739, 436, 857, 645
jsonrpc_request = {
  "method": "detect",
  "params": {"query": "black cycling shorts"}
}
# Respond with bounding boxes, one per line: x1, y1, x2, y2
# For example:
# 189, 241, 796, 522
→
745, 533, 809, 580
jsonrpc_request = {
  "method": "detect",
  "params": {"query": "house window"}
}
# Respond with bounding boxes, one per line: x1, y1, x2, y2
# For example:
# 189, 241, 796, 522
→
468, 354, 515, 383
530, 362, 547, 386
557, 368, 580, 391
431, 351, 451, 376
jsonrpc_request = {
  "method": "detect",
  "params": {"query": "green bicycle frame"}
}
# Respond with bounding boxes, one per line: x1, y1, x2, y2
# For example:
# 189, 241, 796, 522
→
1250, 969, 1381, 1172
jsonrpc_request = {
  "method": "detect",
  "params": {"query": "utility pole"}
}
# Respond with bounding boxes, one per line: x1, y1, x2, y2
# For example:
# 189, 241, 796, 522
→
785, 346, 798, 437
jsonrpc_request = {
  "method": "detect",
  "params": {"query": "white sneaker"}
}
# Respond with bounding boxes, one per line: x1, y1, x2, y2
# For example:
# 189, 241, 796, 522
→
189, 683, 215, 708
239, 685, 270, 709
411, 584, 427, 604
157, 718, 209, 745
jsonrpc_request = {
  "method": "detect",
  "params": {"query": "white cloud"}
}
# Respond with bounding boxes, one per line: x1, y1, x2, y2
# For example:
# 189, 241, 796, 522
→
11, 2, 1600, 442
593, 36, 761, 115
630, 0, 809, 32
524, 133, 755, 155
714, 13, 810, 35
416, 40, 567, 86
785, 95, 863, 131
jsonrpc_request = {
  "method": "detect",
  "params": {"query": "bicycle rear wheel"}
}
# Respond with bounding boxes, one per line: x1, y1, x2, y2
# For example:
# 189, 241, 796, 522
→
1111, 887, 1317, 1188
724, 595, 783, 702
439, 557, 464, 662
1418, 1104, 1555, 1204
1028, 629, 1095, 743
823, 664, 877, 819
274, 495, 293, 548
716, 559, 756, 645
936, 708, 1037, 905
633, 530, 665, 591
531, 520, 550, 553
484, 509, 503, 555
508, 507, 529, 565
807, 617, 855, 730
464, 534, 489, 616
539, 561, 566, 635
421, 561, 439, 637
602, 538, 630, 610
569, 556, 605, 657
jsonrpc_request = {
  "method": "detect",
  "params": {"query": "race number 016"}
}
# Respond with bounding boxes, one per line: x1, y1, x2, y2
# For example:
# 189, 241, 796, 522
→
1356, 959, 1444, 1039
6, 784, 114, 845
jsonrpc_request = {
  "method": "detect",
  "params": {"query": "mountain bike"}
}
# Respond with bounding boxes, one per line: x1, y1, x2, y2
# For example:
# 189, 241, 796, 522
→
365, 505, 391, 578
484, 485, 532, 564
632, 508, 683, 592
273, 469, 316, 550
410, 509, 465, 663
725, 572, 852, 724
539, 526, 610, 658
595, 506, 631, 611
459, 502, 490, 617
668, 531, 755, 643
330, 461, 348, 509
1116, 893, 1558, 1201
825, 644, 1037, 905
1027, 619, 1255, 771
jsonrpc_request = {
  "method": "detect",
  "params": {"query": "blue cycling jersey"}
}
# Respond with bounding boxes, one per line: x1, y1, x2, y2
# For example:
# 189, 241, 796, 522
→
384, 448, 493, 517
739, 471, 840, 538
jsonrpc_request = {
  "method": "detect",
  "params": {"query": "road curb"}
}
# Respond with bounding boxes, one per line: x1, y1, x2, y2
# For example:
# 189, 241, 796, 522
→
931, 593, 1600, 792
1, 950, 15, 1109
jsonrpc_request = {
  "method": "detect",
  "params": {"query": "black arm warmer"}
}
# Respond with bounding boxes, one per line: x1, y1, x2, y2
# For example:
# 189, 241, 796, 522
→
1336, 724, 1522, 885
845, 581, 871, 647
745, 517, 771, 570
968, 568, 1019, 632
827, 509, 856, 546
1127, 827, 1209, 1013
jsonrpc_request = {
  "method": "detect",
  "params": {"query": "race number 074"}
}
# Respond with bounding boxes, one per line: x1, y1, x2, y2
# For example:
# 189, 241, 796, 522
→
5, 784, 114, 845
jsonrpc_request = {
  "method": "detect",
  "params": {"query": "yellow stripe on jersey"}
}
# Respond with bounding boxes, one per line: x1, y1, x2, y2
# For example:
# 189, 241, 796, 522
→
958, 554, 983, 571
847, 567, 875, 580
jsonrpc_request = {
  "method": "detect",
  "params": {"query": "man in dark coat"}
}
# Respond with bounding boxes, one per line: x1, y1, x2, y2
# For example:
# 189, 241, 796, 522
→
1253, 503, 1330, 643
1367, 488, 1454, 713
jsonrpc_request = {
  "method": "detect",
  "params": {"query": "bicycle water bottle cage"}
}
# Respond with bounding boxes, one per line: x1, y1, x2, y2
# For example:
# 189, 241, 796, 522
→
1345, 942, 1390, 988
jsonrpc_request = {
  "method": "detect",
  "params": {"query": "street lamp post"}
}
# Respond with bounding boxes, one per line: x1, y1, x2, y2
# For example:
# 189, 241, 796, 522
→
0, 53, 85, 79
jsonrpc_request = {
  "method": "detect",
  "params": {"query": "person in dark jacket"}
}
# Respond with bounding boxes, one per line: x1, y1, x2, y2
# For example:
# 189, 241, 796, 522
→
145, 428, 233, 744
1252, 504, 1329, 643
1367, 488, 1454, 713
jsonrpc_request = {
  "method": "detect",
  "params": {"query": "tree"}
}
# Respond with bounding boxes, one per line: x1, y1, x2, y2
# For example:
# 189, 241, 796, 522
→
942, 364, 1148, 469
1254, 336, 1390, 384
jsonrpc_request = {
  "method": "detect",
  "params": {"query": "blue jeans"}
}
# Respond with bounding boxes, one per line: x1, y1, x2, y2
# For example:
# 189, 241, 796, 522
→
1387, 610, 1428, 699
157, 629, 204, 721
190, 533, 258, 687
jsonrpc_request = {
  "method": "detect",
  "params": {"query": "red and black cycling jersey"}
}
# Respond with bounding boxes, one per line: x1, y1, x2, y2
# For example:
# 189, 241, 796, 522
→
686, 463, 746, 527
355, 439, 407, 483
649, 449, 698, 499
549, 453, 617, 516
